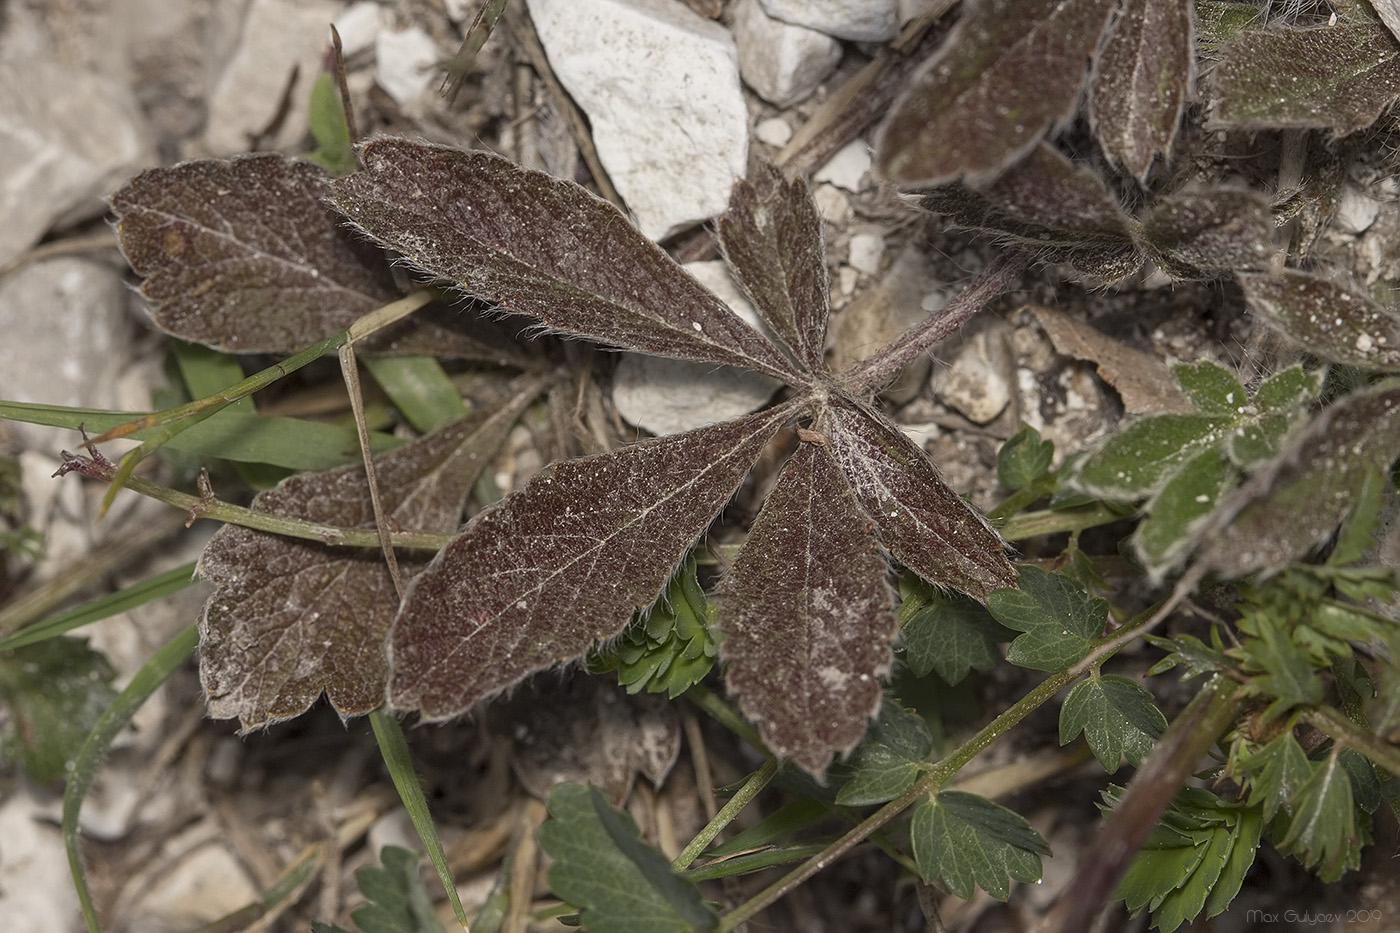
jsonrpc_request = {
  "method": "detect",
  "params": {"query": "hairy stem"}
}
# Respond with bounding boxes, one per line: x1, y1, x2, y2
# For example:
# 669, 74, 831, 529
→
844, 251, 1030, 393
1302, 705, 1400, 777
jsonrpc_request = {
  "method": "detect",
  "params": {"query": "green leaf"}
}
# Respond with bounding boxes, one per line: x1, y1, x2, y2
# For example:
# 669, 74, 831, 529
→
539, 784, 718, 932
1111, 787, 1262, 931
1059, 673, 1167, 772
997, 425, 1054, 491
362, 355, 469, 434
703, 798, 827, 859
876, 0, 1118, 185
1074, 413, 1234, 499
348, 846, 445, 933
900, 589, 1011, 685
1241, 731, 1313, 823
988, 565, 1108, 672
307, 71, 357, 178
1278, 748, 1366, 881
0, 638, 115, 782
910, 790, 1049, 900
1170, 360, 1246, 416
1235, 614, 1324, 722
1253, 364, 1326, 414
1133, 446, 1238, 579
1145, 631, 1232, 680
834, 698, 934, 806
1214, 21, 1400, 135
589, 555, 717, 699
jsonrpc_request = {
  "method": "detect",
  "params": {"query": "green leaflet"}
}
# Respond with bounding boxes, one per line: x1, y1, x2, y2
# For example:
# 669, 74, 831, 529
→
1059, 673, 1167, 772
910, 790, 1049, 900
1107, 785, 1262, 932
996, 424, 1055, 492
539, 783, 718, 932
833, 698, 934, 806
1277, 747, 1368, 881
1072, 360, 1323, 577
898, 578, 1012, 685
311, 846, 444, 933
988, 565, 1108, 672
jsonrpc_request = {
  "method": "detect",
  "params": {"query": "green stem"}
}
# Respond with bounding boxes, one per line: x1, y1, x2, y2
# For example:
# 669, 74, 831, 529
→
92, 290, 436, 512
65, 623, 199, 933
684, 684, 768, 753
673, 758, 778, 872
1302, 705, 1400, 777
370, 708, 470, 930
717, 666, 1077, 931
998, 502, 1127, 541
117, 472, 452, 550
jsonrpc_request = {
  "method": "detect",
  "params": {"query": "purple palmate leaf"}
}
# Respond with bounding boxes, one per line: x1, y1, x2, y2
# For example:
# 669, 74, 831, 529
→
388, 402, 800, 720
717, 165, 829, 372
199, 390, 533, 728
111, 155, 399, 353
331, 139, 806, 385
718, 439, 896, 772
825, 399, 1015, 599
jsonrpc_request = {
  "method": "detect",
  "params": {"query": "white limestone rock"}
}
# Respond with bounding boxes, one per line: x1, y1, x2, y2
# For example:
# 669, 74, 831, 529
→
932, 328, 1013, 425
375, 24, 442, 110
334, 2, 383, 59
755, 117, 794, 147
203, 0, 343, 154
0, 259, 134, 455
1333, 184, 1381, 235
733, 0, 843, 107
612, 262, 781, 436
526, 0, 748, 240
758, 0, 899, 41
0, 15, 150, 268
0, 789, 81, 933
814, 138, 873, 192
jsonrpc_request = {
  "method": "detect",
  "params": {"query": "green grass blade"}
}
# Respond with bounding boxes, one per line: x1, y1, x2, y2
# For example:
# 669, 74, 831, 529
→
369, 707, 470, 930
363, 355, 468, 433
64, 623, 199, 933
0, 562, 197, 651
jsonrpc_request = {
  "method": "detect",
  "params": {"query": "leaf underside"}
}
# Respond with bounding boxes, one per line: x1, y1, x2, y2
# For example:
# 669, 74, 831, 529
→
110, 154, 399, 353
718, 441, 896, 773
1141, 188, 1272, 279
919, 143, 1140, 280
876, 0, 1118, 185
717, 165, 829, 373
825, 400, 1015, 598
1240, 270, 1400, 371
199, 399, 527, 729
387, 403, 795, 720
331, 139, 804, 384
1090, 0, 1194, 181
1213, 21, 1400, 134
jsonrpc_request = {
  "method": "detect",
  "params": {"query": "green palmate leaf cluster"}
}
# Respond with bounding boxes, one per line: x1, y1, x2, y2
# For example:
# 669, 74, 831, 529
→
1104, 785, 1262, 933
1071, 360, 1324, 578
312, 846, 444, 933
0, 638, 115, 782
588, 556, 717, 698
